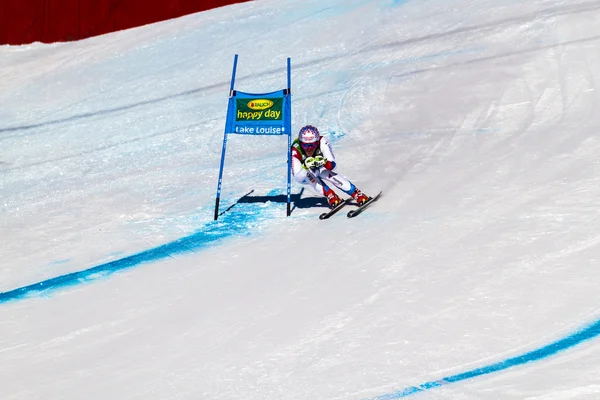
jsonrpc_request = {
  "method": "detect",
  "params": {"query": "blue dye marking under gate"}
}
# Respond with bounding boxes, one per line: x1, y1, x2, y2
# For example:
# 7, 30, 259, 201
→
371, 319, 600, 399
0, 204, 262, 304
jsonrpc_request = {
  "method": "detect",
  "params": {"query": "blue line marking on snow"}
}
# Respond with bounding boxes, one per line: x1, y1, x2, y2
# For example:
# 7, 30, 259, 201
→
0, 203, 265, 304
371, 319, 600, 399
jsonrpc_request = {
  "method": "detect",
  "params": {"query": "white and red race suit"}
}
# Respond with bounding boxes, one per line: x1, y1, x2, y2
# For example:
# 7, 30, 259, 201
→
291, 136, 357, 196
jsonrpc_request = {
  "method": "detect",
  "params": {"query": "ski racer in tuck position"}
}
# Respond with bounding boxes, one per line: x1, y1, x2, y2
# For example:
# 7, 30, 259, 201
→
291, 125, 370, 208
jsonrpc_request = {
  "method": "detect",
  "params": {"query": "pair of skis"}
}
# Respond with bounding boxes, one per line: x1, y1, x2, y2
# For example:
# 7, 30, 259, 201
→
319, 191, 382, 220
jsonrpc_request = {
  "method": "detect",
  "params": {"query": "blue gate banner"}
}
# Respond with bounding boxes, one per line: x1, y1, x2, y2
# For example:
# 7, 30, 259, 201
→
225, 89, 291, 135
214, 55, 293, 220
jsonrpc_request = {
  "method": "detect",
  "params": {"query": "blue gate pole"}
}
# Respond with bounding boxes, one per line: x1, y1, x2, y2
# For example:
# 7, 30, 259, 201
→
214, 54, 239, 220
286, 57, 292, 216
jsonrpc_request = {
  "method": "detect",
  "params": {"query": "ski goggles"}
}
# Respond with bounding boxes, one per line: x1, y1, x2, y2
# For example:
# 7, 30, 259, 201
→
300, 142, 318, 151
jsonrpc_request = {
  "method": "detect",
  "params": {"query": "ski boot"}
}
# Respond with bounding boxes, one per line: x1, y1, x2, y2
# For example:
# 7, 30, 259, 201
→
351, 188, 370, 206
325, 188, 342, 208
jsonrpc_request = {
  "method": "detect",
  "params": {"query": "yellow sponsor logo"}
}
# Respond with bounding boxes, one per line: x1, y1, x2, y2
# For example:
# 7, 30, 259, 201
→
248, 99, 273, 110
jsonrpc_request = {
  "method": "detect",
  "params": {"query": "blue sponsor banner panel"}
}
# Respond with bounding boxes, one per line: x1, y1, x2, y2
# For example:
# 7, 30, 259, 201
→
225, 89, 291, 136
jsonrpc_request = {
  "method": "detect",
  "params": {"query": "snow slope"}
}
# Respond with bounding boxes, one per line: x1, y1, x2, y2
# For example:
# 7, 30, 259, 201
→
2, 0, 600, 399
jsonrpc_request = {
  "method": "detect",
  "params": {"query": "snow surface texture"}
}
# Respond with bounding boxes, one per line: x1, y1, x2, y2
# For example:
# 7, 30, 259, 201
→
2, 0, 600, 399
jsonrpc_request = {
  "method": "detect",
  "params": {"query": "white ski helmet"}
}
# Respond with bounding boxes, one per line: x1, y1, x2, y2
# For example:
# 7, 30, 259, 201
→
298, 125, 320, 144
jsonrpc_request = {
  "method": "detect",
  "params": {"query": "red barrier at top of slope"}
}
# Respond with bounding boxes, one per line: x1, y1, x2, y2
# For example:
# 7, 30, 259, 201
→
0, 0, 251, 45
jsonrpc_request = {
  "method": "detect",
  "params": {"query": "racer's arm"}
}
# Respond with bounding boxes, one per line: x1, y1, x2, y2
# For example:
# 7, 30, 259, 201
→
318, 137, 337, 170
291, 146, 305, 176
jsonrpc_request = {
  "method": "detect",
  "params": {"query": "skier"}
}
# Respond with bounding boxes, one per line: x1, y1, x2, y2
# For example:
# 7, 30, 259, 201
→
291, 125, 370, 208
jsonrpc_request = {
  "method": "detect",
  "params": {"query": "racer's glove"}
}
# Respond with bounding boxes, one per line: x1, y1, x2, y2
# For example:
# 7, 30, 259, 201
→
304, 157, 317, 169
313, 155, 327, 168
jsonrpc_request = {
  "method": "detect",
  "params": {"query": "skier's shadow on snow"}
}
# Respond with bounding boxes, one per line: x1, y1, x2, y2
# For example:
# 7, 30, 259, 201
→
221, 188, 327, 217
